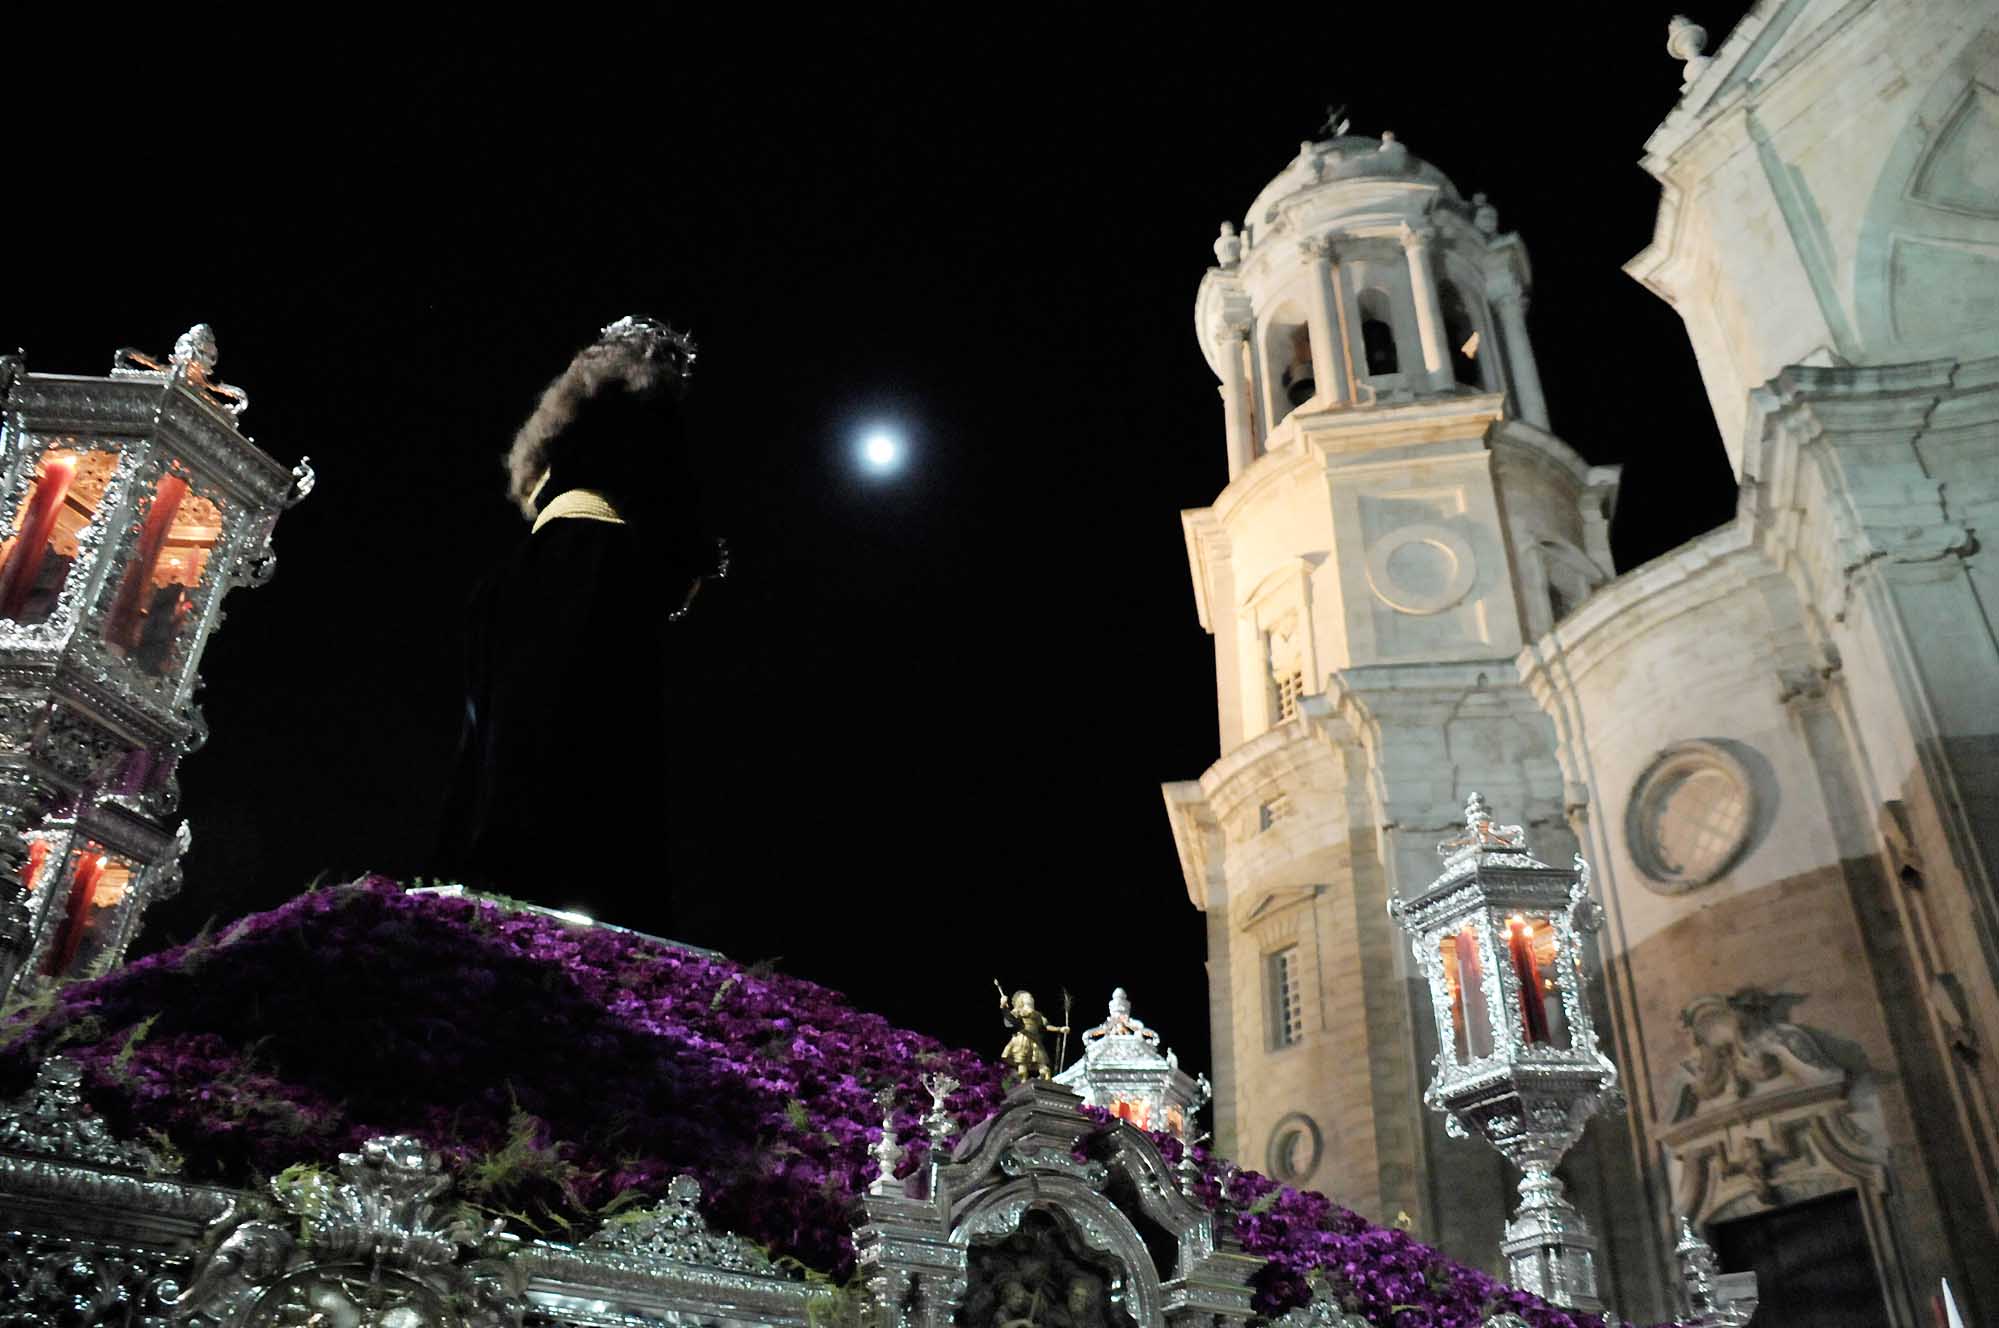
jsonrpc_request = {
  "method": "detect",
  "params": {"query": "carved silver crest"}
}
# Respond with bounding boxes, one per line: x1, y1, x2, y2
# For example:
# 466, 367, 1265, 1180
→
583, 1174, 772, 1273
0, 1056, 169, 1172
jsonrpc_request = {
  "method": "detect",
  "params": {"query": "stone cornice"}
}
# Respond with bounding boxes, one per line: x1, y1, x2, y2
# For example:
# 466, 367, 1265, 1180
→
1180, 507, 1228, 634
1162, 779, 1220, 911
1521, 351, 1997, 704
1195, 267, 1251, 379
1637, 0, 1876, 176
1162, 699, 1361, 911
1208, 398, 1506, 530
1514, 520, 1767, 698
1630, 0, 1886, 294
1488, 419, 1599, 492
1198, 703, 1348, 809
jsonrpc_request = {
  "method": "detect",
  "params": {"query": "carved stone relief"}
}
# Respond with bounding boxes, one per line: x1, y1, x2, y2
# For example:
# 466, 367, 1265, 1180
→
1659, 990, 1886, 1225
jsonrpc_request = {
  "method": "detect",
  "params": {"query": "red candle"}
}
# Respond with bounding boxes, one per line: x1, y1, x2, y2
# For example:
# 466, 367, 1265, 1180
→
19, 839, 49, 894
0, 455, 77, 621
105, 475, 189, 649
47, 853, 106, 977
1508, 915, 1552, 1044
1452, 927, 1495, 1058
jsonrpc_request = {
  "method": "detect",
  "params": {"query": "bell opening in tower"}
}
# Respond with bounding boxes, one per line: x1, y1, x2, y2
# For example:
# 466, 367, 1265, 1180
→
1281, 324, 1315, 409
1440, 283, 1482, 387
1357, 291, 1398, 377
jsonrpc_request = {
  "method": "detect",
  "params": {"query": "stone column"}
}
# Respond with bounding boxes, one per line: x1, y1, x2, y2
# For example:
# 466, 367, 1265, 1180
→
1400, 224, 1453, 391
1303, 239, 1350, 408
1492, 274, 1551, 429
1253, 324, 1281, 446
1217, 324, 1254, 479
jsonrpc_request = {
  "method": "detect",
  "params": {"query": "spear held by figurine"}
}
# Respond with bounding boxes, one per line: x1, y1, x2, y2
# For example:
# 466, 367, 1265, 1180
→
1057, 987, 1073, 1071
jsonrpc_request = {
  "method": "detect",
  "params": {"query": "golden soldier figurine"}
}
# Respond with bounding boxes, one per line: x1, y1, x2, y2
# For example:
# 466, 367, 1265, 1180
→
996, 981, 1070, 1083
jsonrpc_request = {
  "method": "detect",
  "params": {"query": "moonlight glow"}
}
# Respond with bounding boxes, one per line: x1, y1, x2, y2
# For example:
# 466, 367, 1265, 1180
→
860, 431, 903, 474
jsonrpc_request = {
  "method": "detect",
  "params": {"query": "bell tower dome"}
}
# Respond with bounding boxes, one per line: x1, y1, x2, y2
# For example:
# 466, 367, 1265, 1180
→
1164, 128, 1641, 1293
1181, 130, 1620, 752
1197, 131, 1555, 477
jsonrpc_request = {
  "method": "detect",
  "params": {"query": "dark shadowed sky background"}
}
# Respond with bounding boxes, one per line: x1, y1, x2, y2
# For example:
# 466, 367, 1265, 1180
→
7, 7, 1750, 1069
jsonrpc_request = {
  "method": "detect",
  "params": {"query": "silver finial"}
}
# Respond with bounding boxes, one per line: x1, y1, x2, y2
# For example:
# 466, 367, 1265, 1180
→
112, 323, 249, 419
869, 1087, 905, 1194
920, 1072, 959, 1154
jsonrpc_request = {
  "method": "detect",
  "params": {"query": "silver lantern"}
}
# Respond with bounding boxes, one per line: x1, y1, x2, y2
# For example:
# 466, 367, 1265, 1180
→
1054, 987, 1212, 1143
1387, 793, 1619, 1313
0, 329, 310, 993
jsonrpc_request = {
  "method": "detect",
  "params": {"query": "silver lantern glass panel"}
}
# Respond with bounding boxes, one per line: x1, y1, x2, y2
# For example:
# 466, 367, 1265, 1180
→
0, 333, 308, 994
0, 435, 140, 641
1388, 794, 1620, 1314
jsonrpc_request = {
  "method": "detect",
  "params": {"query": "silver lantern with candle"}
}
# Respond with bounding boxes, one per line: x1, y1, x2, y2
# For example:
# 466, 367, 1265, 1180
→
1387, 793, 1620, 1313
0, 329, 311, 994
1054, 986, 1212, 1143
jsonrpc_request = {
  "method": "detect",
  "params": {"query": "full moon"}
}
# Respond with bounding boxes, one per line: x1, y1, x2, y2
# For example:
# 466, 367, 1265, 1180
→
860, 431, 903, 473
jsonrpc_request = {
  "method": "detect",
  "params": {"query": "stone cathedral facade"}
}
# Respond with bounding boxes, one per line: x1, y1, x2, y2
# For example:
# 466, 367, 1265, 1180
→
1161, 2, 1999, 1324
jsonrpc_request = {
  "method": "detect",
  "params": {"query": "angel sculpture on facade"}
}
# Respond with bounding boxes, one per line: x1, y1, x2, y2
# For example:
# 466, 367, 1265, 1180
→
995, 982, 1070, 1083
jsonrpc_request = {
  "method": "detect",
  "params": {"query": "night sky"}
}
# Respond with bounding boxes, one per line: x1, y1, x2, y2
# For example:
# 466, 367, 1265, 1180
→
8, 10, 1748, 1070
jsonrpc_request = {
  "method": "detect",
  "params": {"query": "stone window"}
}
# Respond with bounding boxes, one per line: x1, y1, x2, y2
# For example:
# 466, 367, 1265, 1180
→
1628, 742, 1757, 891
1258, 795, 1291, 833
1275, 669, 1304, 721
1268, 946, 1306, 1048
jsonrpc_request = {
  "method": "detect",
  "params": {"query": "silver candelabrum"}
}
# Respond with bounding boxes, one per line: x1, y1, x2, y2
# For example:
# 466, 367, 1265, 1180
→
1388, 794, 1621, 1313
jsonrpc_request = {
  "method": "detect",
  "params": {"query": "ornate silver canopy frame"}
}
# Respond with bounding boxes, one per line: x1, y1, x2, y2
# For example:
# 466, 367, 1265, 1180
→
0, 330, 310, 993
0, 1045, 1755, 1327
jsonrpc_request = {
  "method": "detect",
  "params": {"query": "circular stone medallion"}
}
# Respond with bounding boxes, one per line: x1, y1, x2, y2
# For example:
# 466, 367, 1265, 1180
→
1363, 524, 1477, 615
1266, 1111, 1324, 1184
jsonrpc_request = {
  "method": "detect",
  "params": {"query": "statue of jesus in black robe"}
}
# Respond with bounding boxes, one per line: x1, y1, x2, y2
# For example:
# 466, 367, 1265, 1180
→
434, 317, 725, 936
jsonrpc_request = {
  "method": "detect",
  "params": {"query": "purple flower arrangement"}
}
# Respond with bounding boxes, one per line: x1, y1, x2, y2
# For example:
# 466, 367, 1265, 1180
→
0, 880, 1598, 1328
1163, 1129, 1601, 1328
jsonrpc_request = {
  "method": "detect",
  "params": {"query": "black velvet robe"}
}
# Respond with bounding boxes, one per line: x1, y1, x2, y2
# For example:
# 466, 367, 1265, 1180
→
434, 512, 720, 932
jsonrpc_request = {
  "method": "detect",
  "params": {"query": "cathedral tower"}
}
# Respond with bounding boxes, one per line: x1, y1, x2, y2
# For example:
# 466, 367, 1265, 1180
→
1162, 130, 1637, 1290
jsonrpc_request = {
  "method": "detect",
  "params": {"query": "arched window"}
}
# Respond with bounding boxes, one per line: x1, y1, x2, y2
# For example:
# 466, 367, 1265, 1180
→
1440, 282, 1482, 387
1358, 290, 1398, 377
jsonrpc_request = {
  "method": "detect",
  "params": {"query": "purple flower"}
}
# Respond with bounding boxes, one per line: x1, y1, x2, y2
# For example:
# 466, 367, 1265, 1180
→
0, 879, 1600, 1327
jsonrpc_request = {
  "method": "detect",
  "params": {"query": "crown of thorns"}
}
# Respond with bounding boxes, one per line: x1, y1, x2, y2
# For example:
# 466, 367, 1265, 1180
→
598, 315, 697, 380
